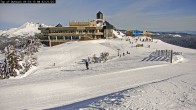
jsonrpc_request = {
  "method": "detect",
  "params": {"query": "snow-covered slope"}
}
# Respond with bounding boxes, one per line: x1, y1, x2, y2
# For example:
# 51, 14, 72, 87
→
37, 40, 117, 67
0, 37, 196, 110
79, 72, 196, 110
173, 34, 182, 37
113, 30, 126, 38
0, 22, 48, 38
169, 34, 182, 38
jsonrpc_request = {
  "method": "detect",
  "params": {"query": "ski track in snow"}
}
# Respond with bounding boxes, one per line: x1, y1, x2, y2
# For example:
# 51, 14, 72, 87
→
0, 38, 196, 110
51, 73, 196, 110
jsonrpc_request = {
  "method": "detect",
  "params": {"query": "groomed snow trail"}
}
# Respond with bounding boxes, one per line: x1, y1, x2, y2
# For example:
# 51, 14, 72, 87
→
0, 60, 196, 110
77, 73, 196, 110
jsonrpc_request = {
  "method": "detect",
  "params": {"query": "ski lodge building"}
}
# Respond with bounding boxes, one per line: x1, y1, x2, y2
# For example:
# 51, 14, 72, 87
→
36, 11, 114, 46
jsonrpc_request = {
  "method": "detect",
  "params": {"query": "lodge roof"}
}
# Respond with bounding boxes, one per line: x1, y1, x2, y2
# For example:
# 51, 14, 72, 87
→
104, 21, 113, 26
97, 11, 103, 14
56, 23, 63, 27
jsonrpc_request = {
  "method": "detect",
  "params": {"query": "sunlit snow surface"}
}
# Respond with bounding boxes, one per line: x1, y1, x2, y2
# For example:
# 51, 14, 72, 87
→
0, 37, 196, 110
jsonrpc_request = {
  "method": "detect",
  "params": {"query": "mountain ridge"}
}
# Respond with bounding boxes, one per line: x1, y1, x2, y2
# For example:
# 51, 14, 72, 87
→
0, 22, 49, 38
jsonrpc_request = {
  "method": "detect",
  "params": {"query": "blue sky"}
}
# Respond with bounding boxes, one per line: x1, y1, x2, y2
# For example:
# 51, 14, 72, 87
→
0, 0, 196, 31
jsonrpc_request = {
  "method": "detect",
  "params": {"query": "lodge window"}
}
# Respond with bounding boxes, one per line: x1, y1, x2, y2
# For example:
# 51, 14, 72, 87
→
43, 36, 48, 40
50, 36, 56, 40
65, 36, 71, 40
78, 30, 83, 33
72, 36, 80, 40
89, 30, 95, 33
57, 36, 64, 39
83, 30, 87, 33
38, 36, 48, 40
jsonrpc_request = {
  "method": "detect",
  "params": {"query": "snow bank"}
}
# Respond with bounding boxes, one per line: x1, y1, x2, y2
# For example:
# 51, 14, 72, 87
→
9, 66, 37, 79
172, 55, 184, 64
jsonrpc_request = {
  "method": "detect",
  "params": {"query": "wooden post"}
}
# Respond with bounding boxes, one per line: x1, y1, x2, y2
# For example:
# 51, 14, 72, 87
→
166, 50, 168, 58
170, 50, 173, 63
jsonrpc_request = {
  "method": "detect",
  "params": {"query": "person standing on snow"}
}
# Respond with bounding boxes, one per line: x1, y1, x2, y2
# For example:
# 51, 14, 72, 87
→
85, 60, 89, 70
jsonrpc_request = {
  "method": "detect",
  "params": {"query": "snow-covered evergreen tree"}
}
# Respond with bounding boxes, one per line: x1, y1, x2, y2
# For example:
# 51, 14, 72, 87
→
1, 39, 41, 79
3, 45, 21, 77
100, 52, 109, 62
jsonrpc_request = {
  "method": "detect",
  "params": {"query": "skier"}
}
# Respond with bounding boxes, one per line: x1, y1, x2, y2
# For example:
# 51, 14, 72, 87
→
85, 60, 89, 70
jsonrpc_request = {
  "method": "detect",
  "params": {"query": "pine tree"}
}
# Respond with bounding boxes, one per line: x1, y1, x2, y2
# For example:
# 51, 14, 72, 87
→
4, 45, 21, 77
2, 39, 41, 79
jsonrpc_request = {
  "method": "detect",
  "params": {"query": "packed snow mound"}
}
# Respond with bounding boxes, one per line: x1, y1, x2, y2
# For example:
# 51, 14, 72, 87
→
113, 30, 126, 38
172, 55, 184, 63
37, 40, 119, 67
0, 22, 49, 38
